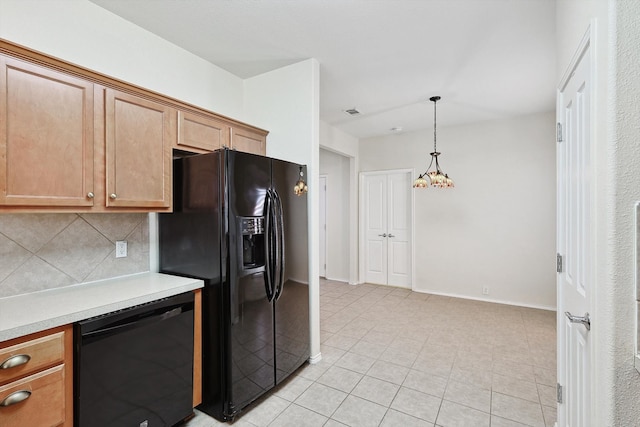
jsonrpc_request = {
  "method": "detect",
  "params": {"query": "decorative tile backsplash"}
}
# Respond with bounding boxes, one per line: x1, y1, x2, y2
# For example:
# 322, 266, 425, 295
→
0, 213, 150, 298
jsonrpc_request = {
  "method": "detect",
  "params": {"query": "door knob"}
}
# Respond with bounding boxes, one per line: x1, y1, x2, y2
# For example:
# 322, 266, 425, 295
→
388, 234, 396, 238
378, 233, 387, 237
564, 311, 590, 331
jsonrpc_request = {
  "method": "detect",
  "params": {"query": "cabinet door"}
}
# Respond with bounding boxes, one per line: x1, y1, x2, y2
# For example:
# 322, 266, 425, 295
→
104, 89, 173, 209
0, 365, 66, 427
230, 127, 266, 156
177, 110, 229, 152
0, 56, 94, 207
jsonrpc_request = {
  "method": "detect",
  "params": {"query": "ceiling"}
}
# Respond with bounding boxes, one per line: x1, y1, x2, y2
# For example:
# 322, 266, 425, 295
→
88, 0, 557, 139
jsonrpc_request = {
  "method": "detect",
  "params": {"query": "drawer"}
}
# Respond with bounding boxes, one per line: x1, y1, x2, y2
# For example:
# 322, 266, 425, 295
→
0, 331, 65, 385
0, 364, 66, 427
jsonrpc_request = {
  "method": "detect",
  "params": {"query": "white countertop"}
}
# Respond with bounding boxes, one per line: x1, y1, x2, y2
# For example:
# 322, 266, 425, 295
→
0, 272, 204, 342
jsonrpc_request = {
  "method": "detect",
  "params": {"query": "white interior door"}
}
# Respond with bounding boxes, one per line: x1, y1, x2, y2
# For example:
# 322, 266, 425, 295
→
362, 171, 411, 288
364, 174, 388, 285
319, 175, 327, 278
557, 35, 592, 427
387, 172, 411, 287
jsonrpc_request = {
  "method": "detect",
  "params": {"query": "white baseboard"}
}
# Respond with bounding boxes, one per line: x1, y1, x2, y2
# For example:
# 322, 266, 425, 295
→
415, 289, 557, 311
288, 276, 309, 285
309, 352, 322, 364
325, 275, 350, 283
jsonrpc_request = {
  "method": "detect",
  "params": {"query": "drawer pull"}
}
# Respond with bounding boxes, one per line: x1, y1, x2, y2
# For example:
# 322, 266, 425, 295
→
0, 354, 31, 370
0, 390, 31, 407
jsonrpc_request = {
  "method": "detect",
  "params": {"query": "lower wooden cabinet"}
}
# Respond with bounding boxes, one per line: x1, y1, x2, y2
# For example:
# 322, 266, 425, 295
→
0, 365, 66, 427
0, 325, 73, 427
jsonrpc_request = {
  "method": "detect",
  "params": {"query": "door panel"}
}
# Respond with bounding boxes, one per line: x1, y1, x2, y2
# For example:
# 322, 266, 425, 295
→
105, 88, 172, 208
364, 175, 387, 284
274, 280, 309, 384
387, 172, 411, 287
319, 176, 327, 277
230, 272, 274, 410
228, 150, 270, 217
557, 40, 591, 427
230, 127, 266, 156
0, 56, 94, 206
271, 159, 309, 383
362, 172, 411, 287
177, 110, 229, 152
227, 150, 274, 411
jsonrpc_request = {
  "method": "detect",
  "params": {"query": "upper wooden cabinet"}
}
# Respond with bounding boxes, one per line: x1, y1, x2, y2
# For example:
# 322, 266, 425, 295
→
231, 126, 267, 156
0, 56, 95, 207
177, 110, 229, 153
0, 40, 268, 212
104, 88, 173, 209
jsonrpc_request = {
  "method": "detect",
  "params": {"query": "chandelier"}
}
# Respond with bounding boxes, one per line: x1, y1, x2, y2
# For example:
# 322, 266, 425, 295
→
293, 166, 308, 196
413, 96, 454, 188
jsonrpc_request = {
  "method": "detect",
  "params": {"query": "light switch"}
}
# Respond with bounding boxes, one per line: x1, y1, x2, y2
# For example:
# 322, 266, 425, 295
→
116, 240, 128, 258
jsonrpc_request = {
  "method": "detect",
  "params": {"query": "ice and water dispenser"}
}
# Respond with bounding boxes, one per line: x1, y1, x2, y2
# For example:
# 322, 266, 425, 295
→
240, 217, 265, 270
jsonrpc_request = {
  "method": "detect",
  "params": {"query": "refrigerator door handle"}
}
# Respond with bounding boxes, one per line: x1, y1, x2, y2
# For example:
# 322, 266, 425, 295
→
264, 189, 275, 302
273, 189, 286, 301
271, 189, 281, 300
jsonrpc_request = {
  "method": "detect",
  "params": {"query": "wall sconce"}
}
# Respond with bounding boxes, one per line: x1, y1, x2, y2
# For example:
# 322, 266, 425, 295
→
294, 167, 308, 196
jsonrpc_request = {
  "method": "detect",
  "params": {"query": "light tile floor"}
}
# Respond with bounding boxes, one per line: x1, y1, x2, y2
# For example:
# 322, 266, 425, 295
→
186, 279, 557, 427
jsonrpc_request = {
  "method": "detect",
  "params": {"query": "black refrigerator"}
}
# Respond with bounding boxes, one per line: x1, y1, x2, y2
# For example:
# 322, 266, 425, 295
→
158, 148, 309, 422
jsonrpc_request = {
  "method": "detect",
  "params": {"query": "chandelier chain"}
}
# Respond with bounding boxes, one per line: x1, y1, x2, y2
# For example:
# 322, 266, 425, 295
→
433, 97, 437, 153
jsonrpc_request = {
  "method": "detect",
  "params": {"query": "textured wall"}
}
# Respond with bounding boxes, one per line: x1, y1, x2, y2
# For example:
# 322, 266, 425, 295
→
611, 0, 640, 424
558, 0, 640, 423
0, 214, 149, 298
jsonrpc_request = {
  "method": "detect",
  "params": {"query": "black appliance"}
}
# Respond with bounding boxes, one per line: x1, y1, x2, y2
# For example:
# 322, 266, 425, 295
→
159, 149, 309, 421
74, 292, 195, 427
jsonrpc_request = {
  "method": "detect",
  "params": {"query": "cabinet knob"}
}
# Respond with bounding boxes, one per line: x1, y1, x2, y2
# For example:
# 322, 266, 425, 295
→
87, 192, 94, 199
110, 193, 117, 199
0, 354, 30, 370
0, 390, 31, 407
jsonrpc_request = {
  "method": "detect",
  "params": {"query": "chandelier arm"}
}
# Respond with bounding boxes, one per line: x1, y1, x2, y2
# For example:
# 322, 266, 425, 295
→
425, 154, 435, 176
435, 154, 444, 174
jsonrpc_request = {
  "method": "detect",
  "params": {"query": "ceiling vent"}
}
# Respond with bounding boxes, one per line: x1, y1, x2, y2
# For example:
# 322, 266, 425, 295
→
343, 108, 361, 116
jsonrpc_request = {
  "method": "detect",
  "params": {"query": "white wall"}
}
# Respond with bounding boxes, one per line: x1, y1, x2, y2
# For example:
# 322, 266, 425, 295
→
0, 0, 323, 363
320, 121, 359, 157
319, 149, 350, 282
243, 59, 321, 361
557, 0, 640, 424
319, 121, 360, 284
360, 112, 556, 309
611, 3, 640, 422
0, 0, 244, 118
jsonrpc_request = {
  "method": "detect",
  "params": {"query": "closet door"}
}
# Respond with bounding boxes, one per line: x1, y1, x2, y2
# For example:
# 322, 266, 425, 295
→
364, 174, 388, 284
386, 172, 411, 287
362, 171, 411, 288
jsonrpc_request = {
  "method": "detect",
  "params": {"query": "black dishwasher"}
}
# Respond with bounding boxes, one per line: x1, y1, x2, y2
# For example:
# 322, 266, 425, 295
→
75, 292, 194, 427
